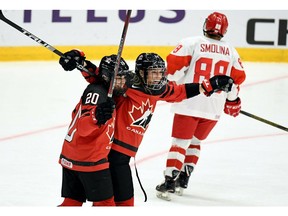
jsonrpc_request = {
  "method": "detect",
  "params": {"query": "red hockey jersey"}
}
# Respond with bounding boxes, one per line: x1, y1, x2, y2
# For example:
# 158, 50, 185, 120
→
59, 83, 116, 172
79, 62, 200, 158
112, 82, 188, 157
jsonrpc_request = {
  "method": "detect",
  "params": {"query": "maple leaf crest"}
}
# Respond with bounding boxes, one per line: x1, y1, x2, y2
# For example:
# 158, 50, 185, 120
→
129, 99, 154, 129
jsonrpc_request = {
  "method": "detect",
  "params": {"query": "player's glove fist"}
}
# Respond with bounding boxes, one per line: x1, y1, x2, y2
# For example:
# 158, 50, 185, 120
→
95, 98, 116, 126
224, 97, 241, 117
59, 49, 86, 71
202, 75, 234, 96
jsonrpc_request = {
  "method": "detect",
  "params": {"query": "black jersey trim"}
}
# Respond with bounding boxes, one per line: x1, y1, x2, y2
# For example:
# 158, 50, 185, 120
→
113, 138, 138, 153
60, 154, 107, 166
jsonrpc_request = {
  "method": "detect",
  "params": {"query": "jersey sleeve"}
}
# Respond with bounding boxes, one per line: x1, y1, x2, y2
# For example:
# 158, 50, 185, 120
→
166, 38, 193, 81
81, 60, 99, 84
230, 47, 246, 85
159, 81, 188, 102
227, 47, 246, 100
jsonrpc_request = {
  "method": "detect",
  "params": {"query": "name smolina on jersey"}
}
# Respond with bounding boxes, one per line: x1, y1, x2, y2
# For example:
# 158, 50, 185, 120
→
167, 35, 245, 121
200, 43, 230, 55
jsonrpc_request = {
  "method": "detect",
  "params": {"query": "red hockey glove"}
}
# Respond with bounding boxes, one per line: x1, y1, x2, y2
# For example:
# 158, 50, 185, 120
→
224, 97, 241, 117
59, 49, 86, 71
201, 75, 234, 96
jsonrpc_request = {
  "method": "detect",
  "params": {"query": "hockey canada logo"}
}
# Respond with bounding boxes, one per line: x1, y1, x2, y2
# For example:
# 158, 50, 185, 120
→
129, 99, 154, 129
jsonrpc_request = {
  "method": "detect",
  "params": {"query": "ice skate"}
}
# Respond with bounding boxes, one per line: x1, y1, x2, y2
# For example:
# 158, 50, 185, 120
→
175, 165, 194, 196
156, 171, 179, 201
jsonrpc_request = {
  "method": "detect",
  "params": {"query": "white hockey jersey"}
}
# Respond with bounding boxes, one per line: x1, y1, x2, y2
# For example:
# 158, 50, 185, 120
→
167, 36, 246, 120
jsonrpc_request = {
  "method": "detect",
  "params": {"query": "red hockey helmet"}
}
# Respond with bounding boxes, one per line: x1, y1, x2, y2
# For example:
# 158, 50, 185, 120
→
203, 12, 228, 38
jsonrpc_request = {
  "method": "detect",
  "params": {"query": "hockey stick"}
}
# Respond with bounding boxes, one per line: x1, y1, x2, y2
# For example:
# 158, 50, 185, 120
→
0, 10, 93, 75
240, 110, 288, 132
107, 10, 132, 98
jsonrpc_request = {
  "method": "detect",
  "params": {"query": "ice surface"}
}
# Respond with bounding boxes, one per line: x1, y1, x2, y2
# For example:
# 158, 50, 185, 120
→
0, 60, 287, 215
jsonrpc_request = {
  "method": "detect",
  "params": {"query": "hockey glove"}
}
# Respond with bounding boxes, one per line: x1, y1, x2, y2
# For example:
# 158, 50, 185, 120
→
201, 75, 234, 96
59, 49, 86, 71
95, 98, 116, 126
224, 97, 241, 117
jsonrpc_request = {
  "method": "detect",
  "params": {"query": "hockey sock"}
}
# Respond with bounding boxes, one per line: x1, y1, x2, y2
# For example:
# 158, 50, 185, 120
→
115, 197, 134, 206
58, 198, 83, 206
92, 197, 116, 206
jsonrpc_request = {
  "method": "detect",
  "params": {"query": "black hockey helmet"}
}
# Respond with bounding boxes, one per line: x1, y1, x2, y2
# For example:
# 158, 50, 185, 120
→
99, 54, 129, 95
135, 53, 167, 90
99, 54, 129, 83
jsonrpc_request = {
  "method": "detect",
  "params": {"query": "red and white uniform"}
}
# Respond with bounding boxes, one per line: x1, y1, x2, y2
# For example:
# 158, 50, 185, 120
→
164, 35, 246, 176
167, 36, 246, 120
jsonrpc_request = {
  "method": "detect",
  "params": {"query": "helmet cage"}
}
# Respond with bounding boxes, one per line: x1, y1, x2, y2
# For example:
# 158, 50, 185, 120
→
145, 67, 167, 90
135, 53, 167, 90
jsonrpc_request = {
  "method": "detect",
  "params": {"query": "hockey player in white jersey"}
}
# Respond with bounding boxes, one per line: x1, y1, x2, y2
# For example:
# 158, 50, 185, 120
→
156, 11, 246, 201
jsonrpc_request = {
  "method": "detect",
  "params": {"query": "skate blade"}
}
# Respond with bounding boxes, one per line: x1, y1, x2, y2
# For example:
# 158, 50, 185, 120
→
156, 191, 171, 201
175, 187, 184, 196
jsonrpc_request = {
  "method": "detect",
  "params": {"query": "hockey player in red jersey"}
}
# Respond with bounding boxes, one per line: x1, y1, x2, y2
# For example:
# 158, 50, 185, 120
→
59, 50, 234, 206
57, 53, 129, 206
155, 12, 246, 201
